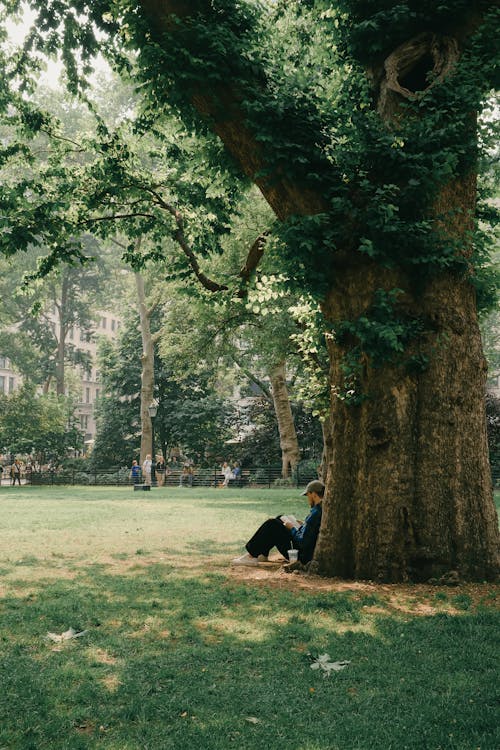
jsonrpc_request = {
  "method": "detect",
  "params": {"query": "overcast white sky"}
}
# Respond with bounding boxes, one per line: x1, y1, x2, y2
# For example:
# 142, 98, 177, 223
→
4, 4, 110, 88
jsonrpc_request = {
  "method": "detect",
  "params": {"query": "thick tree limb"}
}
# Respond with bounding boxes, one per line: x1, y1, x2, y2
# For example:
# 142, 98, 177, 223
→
236, 231, 268, 298
137, 0, 327, 220
139, 185, 229, 292
230, 353, 273, 403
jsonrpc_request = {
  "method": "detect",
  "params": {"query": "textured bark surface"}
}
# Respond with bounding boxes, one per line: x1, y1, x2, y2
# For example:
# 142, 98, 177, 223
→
314, 261, 499, 581
135, 272, 154, 463
54, 274, 69, 396
314, 30, 500, 580
269, 360, 300, 477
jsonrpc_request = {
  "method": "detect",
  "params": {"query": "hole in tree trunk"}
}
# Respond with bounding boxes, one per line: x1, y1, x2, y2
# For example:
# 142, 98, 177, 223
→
399, 53, 435, 93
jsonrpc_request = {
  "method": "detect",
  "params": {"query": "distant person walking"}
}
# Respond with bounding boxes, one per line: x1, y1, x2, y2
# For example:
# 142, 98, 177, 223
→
179, 465, 190, 487
142, 455, 152, 485
156, 456, 166, 487
11, 459, 22, 486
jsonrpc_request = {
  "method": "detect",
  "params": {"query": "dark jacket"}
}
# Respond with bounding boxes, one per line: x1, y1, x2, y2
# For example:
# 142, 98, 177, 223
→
290, 503, 322, 563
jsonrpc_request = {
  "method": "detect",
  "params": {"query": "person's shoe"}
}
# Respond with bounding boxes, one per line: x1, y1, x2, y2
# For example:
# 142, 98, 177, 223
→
257, 554, 269, 562
231, 553, 259, 566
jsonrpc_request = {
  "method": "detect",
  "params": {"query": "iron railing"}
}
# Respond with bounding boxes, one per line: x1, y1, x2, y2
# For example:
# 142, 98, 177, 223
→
12, 464, 319, 489
3, 458, 499, 489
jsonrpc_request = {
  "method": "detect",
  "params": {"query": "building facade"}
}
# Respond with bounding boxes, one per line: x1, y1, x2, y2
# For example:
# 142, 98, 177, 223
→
0, 311, 121, 450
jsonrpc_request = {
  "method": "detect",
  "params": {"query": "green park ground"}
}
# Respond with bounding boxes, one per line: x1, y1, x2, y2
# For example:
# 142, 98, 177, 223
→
0, 485, 498, 750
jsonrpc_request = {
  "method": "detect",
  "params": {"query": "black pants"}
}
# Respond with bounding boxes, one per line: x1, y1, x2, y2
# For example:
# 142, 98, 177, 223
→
246, 517, 293, 560
12, 474, 21, 485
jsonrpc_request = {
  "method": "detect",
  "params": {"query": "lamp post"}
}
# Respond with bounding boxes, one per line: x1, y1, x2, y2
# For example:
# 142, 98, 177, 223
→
148, 402, 158, 487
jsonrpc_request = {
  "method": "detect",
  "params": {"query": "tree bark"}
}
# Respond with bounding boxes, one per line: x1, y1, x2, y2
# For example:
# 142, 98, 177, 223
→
319, 416, 333, 484
269, 360, 300, 478
314, 257, 498, 581
136, 1, 499, 580
135, 271, 155, 463
313, 31, 499, 582
54, 274, 69, 397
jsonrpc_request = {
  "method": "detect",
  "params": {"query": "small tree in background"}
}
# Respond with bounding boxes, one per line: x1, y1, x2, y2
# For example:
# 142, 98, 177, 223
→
0, 384, 82, 463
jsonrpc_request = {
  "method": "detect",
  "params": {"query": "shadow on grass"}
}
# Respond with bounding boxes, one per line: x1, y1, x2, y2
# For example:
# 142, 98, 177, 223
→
0, 559, 498, 750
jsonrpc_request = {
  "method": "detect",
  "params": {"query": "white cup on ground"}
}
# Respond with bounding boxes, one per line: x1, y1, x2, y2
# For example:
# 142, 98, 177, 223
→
288, 549, 299, 563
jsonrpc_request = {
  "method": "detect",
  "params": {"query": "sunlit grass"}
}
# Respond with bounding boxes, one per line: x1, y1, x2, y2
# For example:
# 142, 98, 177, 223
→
0, 485, 498, 749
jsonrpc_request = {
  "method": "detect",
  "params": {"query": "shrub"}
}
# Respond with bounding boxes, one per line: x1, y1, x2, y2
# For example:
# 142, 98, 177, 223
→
74, 472, 90, 485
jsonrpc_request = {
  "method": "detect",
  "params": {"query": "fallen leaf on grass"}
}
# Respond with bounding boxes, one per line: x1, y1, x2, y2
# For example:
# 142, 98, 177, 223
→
245, 717, 260, 724
310, 653, 350, 677
46, 627, 88, 643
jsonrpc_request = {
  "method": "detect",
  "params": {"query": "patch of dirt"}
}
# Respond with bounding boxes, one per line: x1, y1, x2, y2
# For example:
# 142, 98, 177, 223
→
100, 675, 122, 693
228, 557, 500, 616
88, 647, 118, 665
3, 547, 496, 619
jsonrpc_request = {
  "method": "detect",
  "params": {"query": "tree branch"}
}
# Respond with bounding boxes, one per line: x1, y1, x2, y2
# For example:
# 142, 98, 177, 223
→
230, 353, 273, 403
139, 185, 230, 293
151, 329, 162, 344
236, 231, 268, 298
82, 212, 156, 223
137, 0, 327, 220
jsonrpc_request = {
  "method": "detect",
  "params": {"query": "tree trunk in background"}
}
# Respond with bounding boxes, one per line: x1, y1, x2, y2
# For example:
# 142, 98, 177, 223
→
269, 360, 300, 478
55, 274, 69, 396
135, 271, 154, 463
137, 2, 499, 580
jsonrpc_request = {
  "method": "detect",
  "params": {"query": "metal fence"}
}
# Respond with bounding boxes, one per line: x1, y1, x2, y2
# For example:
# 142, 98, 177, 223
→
4, 460, 500, 490
15, 464, 319, 489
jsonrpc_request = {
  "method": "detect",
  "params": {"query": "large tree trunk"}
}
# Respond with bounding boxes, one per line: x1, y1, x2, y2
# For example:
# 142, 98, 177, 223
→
314, 34, 500, 582
269, 360, 300, 478
314, 261, 498, 581
136, 1, 499, 580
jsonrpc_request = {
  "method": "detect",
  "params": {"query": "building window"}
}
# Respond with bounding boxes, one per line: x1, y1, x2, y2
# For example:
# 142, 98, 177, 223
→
0, 375, 4, 393
101, 317, 107, 329
86, 387, 91, 403
111, 319, 116, 331
95, 388, 100, 401
9, 377, 14, 392
0, 356, 6, 368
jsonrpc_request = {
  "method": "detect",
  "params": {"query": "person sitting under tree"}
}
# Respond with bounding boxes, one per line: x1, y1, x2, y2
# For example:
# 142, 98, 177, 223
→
231, 480, 325, 567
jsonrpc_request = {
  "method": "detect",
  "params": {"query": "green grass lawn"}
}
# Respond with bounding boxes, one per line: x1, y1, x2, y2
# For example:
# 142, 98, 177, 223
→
0, 485, 498, 750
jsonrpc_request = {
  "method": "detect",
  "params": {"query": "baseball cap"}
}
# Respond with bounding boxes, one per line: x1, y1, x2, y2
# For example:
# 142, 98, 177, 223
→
302, 480, 325, 496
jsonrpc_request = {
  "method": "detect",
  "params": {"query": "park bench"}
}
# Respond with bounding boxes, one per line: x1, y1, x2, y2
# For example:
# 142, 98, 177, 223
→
228, 470, 250, 488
